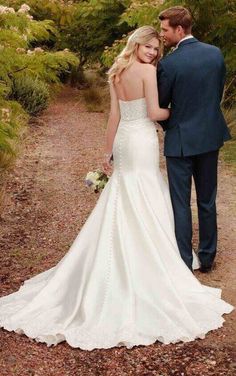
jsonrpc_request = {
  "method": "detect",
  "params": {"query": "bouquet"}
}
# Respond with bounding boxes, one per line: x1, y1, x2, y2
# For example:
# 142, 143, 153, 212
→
85, 170, 109, 193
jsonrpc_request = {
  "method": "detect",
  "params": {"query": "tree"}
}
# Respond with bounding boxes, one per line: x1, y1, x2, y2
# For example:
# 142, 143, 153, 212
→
102, 0, 236, 107
0, 3, 79, 172
62, 0, 131, 67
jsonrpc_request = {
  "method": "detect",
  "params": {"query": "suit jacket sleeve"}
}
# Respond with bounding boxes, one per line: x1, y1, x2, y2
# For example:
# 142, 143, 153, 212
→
157, 60, 172, 131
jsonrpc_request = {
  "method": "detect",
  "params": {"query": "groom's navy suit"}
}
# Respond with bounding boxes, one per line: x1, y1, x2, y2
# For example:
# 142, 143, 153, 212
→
157, 37, 231, 270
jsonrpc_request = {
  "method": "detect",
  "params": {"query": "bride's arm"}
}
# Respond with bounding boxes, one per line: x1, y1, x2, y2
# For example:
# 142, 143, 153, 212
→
143, 64, 170, 121
103, 82, 120, 172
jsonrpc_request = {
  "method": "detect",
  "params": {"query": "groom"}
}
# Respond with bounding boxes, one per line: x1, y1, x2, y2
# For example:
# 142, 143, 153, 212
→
157, 6, 231, 272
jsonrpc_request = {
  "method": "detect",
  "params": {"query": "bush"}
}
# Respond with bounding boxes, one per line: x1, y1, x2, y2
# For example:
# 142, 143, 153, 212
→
0, 99, 28, 210
69, 66, 89, 88
11, 76, 50, 115
83, 87, 103, 112
0, 99, 28, 170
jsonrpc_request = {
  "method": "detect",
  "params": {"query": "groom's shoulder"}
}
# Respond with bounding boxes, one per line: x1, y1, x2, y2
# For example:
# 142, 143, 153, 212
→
197, 40, 222, 54
197, 41, 224, 63
158, 50, 179, 72
160, 41, 223, 68
159, 51, 177, 66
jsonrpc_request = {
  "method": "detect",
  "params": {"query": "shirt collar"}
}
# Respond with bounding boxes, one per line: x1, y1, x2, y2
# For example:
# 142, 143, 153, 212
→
176, 35, 194, 49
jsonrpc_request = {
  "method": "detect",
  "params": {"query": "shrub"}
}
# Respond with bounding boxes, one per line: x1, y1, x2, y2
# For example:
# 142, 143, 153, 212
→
0, 99, 28, 171
0, 2, 80, 210
0, 99, 28, 209
83, 87, 103, 112
69, 66, 89, 88
10, 75, 50, 115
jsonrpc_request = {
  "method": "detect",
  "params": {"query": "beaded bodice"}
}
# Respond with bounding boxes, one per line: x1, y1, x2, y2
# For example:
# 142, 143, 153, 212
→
119, 97, 148, 121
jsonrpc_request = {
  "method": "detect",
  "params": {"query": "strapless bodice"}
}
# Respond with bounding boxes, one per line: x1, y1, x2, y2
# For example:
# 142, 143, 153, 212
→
119, 97, 148, 121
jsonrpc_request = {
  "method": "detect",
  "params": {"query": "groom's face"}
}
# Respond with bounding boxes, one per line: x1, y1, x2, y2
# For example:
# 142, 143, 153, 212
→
160, 20, 182, 47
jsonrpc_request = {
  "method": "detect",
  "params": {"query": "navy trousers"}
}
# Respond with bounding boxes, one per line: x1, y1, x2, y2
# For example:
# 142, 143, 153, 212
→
166, 150, 219, 270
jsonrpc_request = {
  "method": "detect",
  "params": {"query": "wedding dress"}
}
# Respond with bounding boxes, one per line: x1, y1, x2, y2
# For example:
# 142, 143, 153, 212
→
0, 98, 233, 350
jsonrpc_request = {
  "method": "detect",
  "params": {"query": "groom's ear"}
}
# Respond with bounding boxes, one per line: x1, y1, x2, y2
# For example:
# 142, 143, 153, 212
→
176, 25, 186, 37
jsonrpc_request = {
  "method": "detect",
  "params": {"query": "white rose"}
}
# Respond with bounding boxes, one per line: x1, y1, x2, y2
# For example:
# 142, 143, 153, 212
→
93, 172, 100, 180
86, 172, 94, 180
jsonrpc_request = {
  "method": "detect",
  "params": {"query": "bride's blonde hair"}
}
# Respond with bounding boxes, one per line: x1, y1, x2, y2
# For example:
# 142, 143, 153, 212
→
108, 26, 162, 83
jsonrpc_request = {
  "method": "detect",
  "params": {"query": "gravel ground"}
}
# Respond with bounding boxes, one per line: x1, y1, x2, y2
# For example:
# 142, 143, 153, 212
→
0, 86, 235, 376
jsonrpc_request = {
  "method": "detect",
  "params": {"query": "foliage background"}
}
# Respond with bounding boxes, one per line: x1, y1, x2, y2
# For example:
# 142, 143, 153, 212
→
0, 0, 235, 183
2, 0, 235, 103
0, 1, 79, 176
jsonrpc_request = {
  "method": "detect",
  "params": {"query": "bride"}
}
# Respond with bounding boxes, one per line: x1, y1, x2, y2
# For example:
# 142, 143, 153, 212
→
0, 26, 233, 350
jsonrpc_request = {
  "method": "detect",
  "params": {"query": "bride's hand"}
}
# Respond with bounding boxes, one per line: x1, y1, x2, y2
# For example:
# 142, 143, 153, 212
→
102, 153, 113, 175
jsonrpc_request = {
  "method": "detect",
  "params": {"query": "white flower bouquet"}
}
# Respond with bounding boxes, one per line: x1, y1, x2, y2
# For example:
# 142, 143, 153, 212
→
85, 170, 109, 193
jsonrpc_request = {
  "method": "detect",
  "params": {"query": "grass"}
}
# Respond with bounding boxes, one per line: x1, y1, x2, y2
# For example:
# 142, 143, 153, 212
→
9, 248, 45, 267
82, 69, 109, 113
83, 87, 104, 112
221, 107, 236, 174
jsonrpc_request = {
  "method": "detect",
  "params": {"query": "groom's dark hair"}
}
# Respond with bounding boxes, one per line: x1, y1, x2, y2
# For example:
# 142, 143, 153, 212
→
159, 6, 193, 33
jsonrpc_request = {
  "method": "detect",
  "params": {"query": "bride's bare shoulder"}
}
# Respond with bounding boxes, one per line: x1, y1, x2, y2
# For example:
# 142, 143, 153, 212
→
132, 62, 156, 76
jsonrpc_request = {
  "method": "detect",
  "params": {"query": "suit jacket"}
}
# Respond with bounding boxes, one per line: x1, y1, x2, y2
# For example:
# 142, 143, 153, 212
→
157, 37, 231, 157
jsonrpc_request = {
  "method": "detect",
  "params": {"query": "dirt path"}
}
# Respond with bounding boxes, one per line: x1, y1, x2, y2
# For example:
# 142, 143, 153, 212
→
0, 87, 235, 376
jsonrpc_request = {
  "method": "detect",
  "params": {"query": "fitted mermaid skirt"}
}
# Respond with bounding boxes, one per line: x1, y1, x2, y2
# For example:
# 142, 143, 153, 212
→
0, 98, 233, 350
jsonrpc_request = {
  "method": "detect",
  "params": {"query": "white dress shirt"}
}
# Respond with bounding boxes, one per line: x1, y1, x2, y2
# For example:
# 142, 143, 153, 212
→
176, 35, 194, 49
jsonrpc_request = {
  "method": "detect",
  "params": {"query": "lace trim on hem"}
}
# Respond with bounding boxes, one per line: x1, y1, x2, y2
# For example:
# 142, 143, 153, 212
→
0, 308, 232, 351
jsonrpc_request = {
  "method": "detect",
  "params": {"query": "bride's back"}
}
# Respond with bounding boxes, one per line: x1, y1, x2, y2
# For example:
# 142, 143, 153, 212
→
114, 62, 145, 101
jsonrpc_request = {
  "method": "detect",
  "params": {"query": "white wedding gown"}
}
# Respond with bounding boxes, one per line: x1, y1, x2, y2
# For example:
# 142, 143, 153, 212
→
0, 98, 233, 350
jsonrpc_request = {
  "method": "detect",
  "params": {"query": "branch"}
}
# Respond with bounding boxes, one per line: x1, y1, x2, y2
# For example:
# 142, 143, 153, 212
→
7, 66, 28, 78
